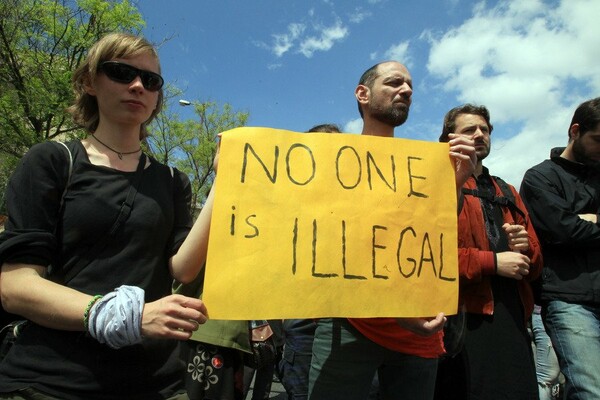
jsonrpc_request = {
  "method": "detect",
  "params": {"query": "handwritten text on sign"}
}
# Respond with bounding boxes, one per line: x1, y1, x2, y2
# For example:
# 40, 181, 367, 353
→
203, 127, 458, 319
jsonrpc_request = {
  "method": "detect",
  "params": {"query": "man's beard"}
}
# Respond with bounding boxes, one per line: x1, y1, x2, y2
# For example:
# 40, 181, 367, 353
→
572, 137, 600, 167
475, 142, 490, 162
371, 103, 409, 127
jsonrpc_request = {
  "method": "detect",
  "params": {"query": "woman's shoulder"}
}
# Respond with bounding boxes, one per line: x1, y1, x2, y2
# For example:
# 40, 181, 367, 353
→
26, 140, 69, 158
15, 141, 78, 177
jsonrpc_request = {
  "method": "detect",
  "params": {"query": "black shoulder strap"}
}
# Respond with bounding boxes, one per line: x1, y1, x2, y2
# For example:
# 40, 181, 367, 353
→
461, 176, 526, 221
492, 176, 526, 221
62, 153, 147, 284
54, 141, 74, 212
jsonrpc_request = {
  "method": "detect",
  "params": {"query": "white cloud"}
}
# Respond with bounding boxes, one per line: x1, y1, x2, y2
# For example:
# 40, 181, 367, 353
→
299, 22, 349, 58
383, 41, 412, 68
267, 63, 283, 70
266, 10, 349, 59
348, 8, 371, 24
343, 118, 363, 134
369, 41, 412, 64
272, 23, 306, 57
425, 0, 600, 185
486, 108, 570, 187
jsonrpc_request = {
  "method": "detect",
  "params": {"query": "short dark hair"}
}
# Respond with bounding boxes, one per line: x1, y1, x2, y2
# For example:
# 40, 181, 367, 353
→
439, 104, 494, 142
358, 63, 382, 88
356, 62, 385, 118
569, 97, 600, 138
307, 123, 341, 133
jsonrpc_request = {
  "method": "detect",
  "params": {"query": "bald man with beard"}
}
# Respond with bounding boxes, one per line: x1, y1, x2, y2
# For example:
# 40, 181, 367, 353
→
307, 61, 477, 400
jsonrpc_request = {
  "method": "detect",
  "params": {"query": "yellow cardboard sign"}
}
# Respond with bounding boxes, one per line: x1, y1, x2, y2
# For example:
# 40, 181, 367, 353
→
203, 127, 458, 319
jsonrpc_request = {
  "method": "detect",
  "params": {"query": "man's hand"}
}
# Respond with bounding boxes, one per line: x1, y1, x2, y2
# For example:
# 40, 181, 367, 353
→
395, 312, 446, 336
502, 223, 530, 252
496, 252, 531, 280
448, 133, 477, 189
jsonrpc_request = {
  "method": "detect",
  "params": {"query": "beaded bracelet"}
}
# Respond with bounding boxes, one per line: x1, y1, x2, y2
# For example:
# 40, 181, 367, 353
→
83, 295, 103, 330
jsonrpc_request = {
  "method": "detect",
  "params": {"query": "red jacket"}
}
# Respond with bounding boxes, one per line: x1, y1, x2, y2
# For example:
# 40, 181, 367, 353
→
457, 175, 543, 321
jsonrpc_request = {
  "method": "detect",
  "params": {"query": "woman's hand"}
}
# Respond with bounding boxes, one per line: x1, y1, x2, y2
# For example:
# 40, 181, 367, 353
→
212, 133, 222, 173
141, 294, 208, 340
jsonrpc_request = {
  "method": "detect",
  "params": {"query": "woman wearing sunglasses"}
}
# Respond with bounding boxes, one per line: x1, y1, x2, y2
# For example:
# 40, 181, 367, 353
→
0, 33, 215, 399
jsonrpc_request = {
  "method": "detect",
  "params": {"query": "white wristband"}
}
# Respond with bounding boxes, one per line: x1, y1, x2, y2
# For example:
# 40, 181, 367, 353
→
87, 285, 145, 349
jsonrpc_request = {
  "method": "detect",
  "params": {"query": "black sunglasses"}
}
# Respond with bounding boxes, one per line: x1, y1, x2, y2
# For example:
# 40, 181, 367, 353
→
98, 61, 164, 92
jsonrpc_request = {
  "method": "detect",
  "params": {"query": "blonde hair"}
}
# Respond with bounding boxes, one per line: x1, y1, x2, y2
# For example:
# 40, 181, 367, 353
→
67, 32, 163, 139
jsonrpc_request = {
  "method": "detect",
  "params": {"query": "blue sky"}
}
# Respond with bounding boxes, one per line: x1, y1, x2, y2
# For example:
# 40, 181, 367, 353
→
138, 0, 600, 187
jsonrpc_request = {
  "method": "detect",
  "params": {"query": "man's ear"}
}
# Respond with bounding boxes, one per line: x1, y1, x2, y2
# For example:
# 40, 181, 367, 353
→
569, 123, 580, 141
355, 84, 370, 106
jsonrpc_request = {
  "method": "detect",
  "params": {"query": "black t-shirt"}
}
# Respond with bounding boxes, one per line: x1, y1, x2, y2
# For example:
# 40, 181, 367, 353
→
0, 140, 193, 399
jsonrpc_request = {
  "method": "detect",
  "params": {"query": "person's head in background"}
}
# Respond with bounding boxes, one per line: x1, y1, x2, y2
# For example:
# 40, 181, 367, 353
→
307, 123, 341, 133
564, 96, 600, 166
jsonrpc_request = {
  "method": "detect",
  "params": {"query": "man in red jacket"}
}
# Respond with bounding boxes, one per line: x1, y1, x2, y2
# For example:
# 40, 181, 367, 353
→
307, 62, 477, 400
436, 104, 543, 400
